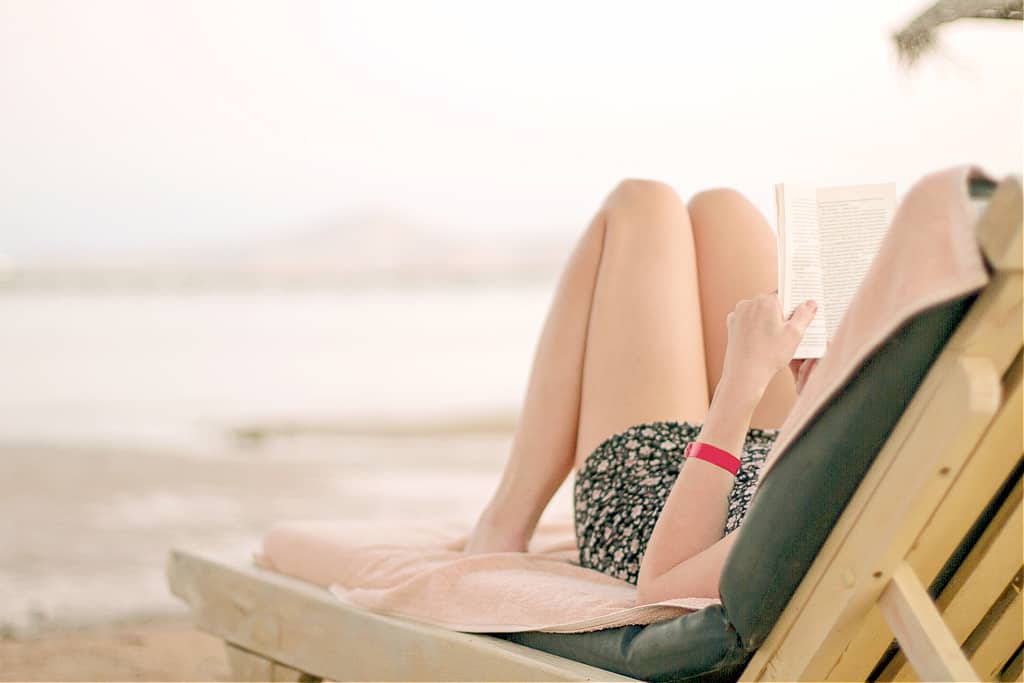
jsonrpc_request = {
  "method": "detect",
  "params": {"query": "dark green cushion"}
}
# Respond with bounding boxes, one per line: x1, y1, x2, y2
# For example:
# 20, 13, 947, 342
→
720, 294, 975, 647
493, 292, 977, 682
503, 604, 748, 682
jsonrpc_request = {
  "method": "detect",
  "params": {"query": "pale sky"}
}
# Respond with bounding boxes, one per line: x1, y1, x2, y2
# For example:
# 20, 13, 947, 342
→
1, 0, 1021, 258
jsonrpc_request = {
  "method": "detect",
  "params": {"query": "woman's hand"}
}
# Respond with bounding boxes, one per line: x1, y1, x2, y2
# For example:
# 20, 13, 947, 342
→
788, 357, 819, 395
788, 340, 830, 395
721, 293, 818, 392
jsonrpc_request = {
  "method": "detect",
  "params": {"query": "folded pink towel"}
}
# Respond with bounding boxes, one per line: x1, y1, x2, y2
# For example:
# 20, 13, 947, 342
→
258, 518, 718, 633
257, 164, 993, 634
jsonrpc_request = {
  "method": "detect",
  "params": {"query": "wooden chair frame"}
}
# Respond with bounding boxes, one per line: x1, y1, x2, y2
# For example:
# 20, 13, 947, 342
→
739, 176, 1022, 682
168, 177, 1022, 682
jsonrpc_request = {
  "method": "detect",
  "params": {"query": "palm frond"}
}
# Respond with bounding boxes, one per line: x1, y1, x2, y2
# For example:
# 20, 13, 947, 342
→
893, 0, 1022, 66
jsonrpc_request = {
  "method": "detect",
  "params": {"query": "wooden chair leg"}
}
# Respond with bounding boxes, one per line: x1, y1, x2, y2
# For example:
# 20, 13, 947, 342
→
224, 642, 322, 682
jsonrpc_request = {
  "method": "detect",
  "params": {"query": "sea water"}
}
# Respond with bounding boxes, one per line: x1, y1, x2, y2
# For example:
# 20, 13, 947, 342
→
0, 280, 557, 448
0, 280, 585, 636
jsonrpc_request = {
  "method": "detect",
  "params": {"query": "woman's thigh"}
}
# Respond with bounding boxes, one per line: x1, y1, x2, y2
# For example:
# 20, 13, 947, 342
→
688, 188, 797, 429
573, 179, 709, 472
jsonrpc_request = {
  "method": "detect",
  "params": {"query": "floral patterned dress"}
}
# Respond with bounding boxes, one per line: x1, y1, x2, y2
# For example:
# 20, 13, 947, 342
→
573, 420, 779, 585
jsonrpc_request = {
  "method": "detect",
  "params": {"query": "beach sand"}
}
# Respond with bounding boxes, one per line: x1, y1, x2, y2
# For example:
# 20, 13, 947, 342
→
0, 617, 228, 682
0, 432, 576, 680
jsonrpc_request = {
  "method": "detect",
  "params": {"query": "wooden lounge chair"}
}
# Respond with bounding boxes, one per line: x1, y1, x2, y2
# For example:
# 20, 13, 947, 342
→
733, 176, 1023, 682
167, 175, 1022, 682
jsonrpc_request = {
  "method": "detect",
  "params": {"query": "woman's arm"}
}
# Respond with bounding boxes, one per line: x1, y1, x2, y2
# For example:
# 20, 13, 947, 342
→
636, 294, 818, 605
636, 372, 763, 603
638, 529, 739, 603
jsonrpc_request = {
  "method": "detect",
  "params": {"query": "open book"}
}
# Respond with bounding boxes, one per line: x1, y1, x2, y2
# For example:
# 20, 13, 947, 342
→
776, 182, 898, 358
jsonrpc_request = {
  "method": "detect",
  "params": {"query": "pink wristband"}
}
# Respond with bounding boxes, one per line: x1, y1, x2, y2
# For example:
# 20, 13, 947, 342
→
683, 441, 741, 476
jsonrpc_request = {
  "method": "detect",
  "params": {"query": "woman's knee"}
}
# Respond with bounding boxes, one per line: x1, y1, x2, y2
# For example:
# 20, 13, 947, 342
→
601, 178, 688, 229
686, 187, 752, 216
687, 187, 775, 245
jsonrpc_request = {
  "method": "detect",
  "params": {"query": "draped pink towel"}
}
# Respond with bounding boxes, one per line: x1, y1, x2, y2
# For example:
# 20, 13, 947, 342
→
258, 518, 719, 633
257, 164, 993, 634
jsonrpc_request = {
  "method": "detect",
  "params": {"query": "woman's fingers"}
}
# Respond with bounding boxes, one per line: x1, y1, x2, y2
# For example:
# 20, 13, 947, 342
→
789, 356, 820, 393
785, 300, 818, 341
800, 358, 816, 381
797, 358, 818, 392
788, 358, 802, 383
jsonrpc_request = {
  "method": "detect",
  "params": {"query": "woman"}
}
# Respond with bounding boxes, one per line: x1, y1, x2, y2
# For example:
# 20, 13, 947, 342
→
462, 179, 821, 605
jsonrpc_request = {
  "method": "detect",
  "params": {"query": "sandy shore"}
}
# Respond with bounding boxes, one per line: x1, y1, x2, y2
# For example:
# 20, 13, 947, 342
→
0, 433, 576, 680
0, 617, 228, 682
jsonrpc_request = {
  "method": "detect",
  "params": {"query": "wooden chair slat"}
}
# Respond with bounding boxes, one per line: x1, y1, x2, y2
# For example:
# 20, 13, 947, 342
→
877, 562, 978, 682
884, 482, 1023, 681
950, 271, 1024, 377
976, 176, 1023, 273
998, 641, 1023, 682
741, 353, 1003, 681
829, 361, 1022, 681
965, 581, 1023, 681
937, 485, 1023, 647
168, 550, 640, 682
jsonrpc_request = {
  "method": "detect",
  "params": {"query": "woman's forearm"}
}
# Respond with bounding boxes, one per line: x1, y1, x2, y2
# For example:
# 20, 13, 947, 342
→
634, 293, 816, 602
637, 529, 739, 603
636, 372, 765, 600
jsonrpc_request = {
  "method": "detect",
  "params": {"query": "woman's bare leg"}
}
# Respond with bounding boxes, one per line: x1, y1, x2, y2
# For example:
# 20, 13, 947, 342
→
464, 187, 615, 552
572, 181, 710, 467
465, 179, 709, 553
687, 189, 797, 428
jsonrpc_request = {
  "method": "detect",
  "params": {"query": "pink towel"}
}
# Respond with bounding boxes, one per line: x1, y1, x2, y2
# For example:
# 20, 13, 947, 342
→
257, 518, 718, 633
257, 164, 994, 634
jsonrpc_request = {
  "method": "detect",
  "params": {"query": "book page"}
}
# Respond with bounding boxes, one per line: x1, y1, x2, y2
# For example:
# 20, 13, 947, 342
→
776, 183, 827, 358
816, 183, 897, 338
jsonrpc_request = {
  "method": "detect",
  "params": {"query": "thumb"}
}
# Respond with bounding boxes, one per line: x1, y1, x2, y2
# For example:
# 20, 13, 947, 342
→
786, 300, 818, 339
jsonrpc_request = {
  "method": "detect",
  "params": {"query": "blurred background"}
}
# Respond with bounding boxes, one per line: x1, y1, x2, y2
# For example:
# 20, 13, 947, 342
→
0, 0, 1020, 678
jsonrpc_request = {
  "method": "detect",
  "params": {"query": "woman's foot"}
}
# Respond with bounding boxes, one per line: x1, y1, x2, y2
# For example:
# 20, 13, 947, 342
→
463, 510, 532, 554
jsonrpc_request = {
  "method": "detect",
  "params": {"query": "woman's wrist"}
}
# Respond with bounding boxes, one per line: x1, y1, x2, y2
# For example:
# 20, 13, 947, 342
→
695, 372, 764, 463
713, 370, 767, 410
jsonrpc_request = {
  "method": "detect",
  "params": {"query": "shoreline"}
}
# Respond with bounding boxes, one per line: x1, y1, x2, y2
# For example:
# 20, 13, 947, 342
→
0, 435, 576, 650
229, 412, 518, 444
